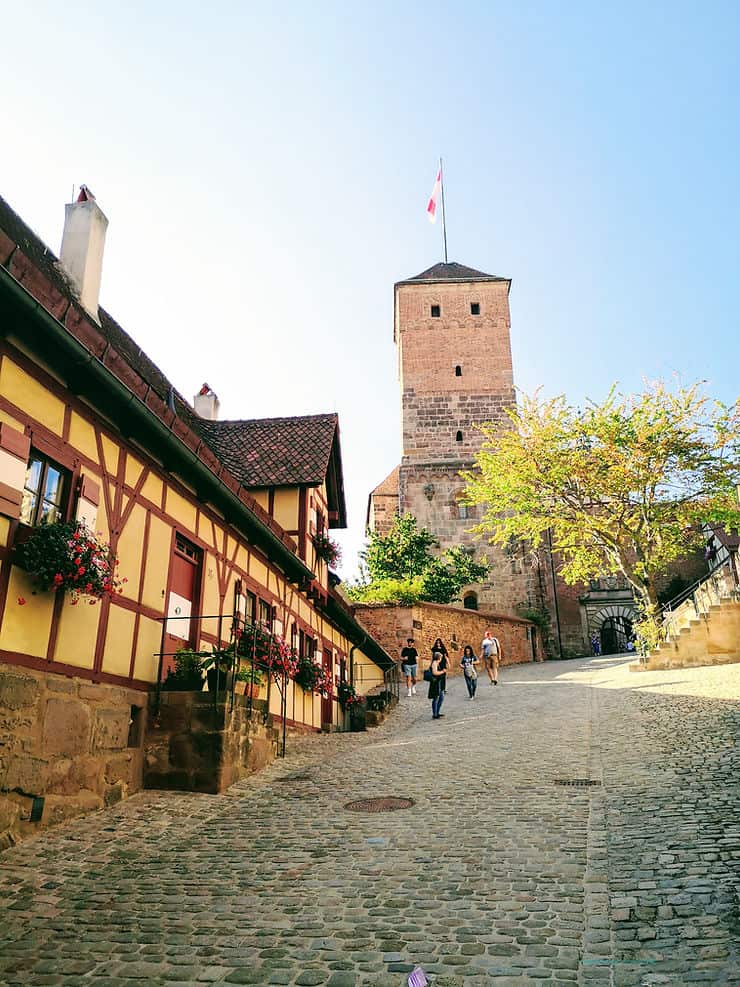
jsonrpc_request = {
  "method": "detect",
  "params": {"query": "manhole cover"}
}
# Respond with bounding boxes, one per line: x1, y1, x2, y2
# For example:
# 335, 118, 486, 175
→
344, 796, 415, 813
555, 779, 602, 787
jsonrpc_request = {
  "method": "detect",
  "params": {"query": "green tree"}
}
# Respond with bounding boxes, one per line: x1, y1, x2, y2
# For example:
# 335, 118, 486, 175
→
346, 514, 488, 605
363, 513, 438, 581
462, 381, 740, 631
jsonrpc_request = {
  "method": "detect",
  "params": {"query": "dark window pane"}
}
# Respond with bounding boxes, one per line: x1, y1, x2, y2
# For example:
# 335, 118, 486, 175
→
25, 458, 42, 495
44, 466, 62, 505
20, 491, 37, 525
471, 302, 480, 315
40, 499, 60, 524
431, 305, 441, 318
20, 451, 70, 527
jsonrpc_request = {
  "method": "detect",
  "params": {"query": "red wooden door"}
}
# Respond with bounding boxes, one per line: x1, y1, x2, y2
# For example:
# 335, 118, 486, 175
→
321, 647, 334, 728
163, 535, 201, 678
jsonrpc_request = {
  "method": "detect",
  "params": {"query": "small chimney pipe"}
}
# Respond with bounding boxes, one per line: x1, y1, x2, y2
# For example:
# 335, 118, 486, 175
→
194, 383, 219, 420
59, 186, 108, 323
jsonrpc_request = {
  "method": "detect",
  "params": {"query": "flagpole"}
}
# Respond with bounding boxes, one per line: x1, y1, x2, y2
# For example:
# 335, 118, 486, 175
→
439, 156, 449, 263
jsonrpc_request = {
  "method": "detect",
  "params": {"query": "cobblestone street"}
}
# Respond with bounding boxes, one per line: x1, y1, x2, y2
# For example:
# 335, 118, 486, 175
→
0, 655, 738, 986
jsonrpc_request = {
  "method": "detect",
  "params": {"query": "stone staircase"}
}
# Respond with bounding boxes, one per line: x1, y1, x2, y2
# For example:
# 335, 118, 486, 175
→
631, 563, 740, 672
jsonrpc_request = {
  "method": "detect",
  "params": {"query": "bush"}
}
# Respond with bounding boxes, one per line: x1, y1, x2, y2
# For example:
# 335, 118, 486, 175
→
162, 649, 203, 691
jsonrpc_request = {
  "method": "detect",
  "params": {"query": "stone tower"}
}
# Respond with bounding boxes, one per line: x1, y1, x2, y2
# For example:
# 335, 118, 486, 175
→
368, 261, 538, 615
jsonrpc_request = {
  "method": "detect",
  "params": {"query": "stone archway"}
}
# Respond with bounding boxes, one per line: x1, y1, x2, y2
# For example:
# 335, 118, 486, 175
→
590, 604, 637, 655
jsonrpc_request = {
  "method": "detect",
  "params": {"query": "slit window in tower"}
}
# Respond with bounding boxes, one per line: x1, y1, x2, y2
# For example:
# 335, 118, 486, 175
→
431, 305, 441, 318
455, 365, 462, 376
471, 302, 480, 315
456, 430, 463, 442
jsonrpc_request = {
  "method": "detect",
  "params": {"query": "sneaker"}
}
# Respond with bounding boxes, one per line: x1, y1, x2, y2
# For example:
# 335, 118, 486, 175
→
437, 713, 446, 718
494, 680, 498, 686
407, 688, 412, 697
411, 685, 417, 695
490, 679, 495, 686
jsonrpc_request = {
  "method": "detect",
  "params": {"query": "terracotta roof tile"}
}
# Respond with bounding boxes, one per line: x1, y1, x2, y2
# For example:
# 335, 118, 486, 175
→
195, 414, 339, 488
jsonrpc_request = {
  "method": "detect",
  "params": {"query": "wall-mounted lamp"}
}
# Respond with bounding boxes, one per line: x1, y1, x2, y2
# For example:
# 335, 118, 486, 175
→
423, 483, 435, 501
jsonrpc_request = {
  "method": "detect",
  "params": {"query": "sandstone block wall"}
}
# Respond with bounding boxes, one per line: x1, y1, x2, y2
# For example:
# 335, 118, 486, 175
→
0, 665, 146, 850
144, 693, 279, 794
354, 601, 538, 678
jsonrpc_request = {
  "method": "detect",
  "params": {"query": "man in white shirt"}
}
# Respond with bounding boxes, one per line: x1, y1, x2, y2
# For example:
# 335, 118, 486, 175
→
481, 628, 501, 685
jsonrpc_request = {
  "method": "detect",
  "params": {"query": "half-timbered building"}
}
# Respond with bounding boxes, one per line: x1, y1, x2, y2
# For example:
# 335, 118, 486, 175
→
0, 190, 392, 845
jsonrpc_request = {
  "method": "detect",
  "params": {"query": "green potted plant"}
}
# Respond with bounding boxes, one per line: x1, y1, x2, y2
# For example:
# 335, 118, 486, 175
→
162, 648, 203, 691
234, 664, 264, 697
202, 646, 234, 693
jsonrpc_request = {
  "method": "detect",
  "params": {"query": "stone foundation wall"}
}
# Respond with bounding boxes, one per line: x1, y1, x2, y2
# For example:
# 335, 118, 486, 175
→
0, 664, 147, 850
354, 601, 537, 677
144, 692, 280, 794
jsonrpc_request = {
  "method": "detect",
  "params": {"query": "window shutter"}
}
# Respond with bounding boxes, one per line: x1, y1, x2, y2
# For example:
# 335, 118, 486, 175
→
0, 424, 30, 520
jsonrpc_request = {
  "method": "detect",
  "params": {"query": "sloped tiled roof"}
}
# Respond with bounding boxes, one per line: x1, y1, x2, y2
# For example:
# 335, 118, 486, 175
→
0, 195, 202, 432
371, 464, 400, 497
195, 414, 340, 488
399, 261, 508, 284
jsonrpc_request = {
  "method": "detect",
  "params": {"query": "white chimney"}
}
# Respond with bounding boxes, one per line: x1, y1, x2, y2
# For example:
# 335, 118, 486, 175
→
194, 383, 220, 420
59, 186, 108, 323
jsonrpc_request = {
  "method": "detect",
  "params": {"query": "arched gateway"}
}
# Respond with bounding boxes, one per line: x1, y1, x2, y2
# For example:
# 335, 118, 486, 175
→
590, 604, 637, 654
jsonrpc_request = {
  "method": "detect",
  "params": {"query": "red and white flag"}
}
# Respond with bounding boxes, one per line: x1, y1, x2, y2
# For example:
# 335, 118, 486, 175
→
426, 167, 442, 223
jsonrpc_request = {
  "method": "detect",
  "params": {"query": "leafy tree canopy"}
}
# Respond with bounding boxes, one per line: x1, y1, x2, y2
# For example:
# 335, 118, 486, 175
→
462, 381, 740, 620
346, 514, 488, 605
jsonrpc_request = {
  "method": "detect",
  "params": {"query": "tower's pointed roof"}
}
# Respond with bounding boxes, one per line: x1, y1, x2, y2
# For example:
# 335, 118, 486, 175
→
398, 261, 508, 285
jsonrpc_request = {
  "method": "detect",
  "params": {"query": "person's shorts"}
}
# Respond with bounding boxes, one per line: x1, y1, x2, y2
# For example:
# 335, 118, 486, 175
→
483, 653, 498, 664
401, 663, 418, 678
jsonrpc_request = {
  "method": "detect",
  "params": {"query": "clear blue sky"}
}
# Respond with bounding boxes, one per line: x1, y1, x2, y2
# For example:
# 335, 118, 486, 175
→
2, 2, 739, 576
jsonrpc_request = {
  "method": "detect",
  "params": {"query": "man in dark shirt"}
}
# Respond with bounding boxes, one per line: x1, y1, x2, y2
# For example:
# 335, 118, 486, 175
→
400, 638, 419, 696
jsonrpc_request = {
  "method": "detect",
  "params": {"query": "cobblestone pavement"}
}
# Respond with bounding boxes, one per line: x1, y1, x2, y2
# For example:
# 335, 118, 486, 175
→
0, 656, 738, 986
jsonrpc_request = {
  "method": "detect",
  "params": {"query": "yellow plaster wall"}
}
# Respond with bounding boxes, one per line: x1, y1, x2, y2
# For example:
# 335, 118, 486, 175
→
134, 615, 163, 682
250, 556, 269, 588
251, 490, 269, 511
166, 488, 197, 531
102, 605, 136, 677
124, 453, 146, 489
274, 488, 299, 530
53, 599, 99, 669
68, 412, 98, 463
1, 569, 55, 657
141, 471, 162, 508
198, 514, 216, 547
100, 435, 119, 477
201, 554, 222, 618
353, 652, 385, 694
141, 515, 170, 612
117, 504, 146, 601
0, 358, 65, 435
0, 408, 25, 431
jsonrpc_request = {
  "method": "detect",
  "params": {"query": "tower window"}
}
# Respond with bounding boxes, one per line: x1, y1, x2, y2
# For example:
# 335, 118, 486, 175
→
471, 302, 480, 315
456, 430, 463, 442
458, 504, 468, 519
463, 593, 478, 611
455, 365, 462, 377
431, 305, 441, 318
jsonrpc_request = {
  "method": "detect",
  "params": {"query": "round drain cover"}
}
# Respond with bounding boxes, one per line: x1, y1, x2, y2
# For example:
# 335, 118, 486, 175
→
344, 796, 415, 813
